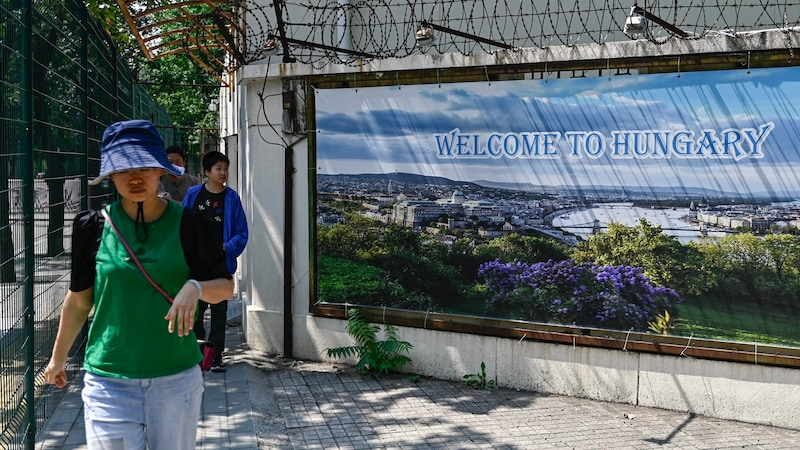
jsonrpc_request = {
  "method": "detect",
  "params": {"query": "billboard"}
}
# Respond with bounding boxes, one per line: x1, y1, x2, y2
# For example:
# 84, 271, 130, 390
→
314, 66, 800, 346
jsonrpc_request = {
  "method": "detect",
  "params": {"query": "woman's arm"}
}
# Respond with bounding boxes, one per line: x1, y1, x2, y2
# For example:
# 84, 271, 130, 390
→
44, 288, 94, 388
164, 277, 233, 336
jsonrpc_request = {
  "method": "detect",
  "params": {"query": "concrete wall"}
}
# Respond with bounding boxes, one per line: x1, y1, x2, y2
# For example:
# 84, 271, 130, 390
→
230, 31, 800, 431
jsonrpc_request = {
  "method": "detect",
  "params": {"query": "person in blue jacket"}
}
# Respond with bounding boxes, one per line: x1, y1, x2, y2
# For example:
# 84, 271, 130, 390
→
183, 151, 248, 372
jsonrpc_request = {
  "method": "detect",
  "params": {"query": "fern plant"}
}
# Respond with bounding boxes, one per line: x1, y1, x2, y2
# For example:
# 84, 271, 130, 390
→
326, 308, 413, 375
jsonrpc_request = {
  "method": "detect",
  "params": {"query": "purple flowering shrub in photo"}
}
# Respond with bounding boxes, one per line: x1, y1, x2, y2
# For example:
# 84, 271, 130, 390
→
478, 259, 682, 331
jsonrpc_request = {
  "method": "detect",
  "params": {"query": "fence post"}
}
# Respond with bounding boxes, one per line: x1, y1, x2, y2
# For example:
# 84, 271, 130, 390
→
21, 0, 36, 447
80, 0, 89, 211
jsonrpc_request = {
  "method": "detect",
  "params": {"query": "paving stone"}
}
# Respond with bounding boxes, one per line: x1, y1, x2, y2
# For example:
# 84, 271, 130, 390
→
37, 318, 800, 450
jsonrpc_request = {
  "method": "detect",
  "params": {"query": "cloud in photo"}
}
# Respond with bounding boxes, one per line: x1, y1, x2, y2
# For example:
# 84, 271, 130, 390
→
316, 66, 800, 198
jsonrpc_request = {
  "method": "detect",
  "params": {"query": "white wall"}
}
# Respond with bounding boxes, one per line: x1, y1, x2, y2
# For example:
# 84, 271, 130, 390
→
300, 315, 800, 428
230, 30, 800, 431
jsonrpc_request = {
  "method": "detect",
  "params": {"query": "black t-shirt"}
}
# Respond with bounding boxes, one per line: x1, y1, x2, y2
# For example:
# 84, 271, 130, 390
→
191, 186, 226, 238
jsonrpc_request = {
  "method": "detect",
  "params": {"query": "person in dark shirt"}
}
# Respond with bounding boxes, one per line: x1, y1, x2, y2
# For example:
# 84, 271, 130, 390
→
159, 145, 201, 202
183, 150, 248, 372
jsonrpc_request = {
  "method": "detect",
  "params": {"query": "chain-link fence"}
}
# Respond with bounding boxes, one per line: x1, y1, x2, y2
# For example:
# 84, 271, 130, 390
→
0, 0, 174, 447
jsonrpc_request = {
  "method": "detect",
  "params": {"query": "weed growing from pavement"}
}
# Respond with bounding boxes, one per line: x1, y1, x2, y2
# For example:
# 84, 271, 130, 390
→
463, 361, 496, 390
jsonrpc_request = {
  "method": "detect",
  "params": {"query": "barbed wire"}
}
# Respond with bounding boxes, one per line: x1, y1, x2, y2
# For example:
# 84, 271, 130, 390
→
125, 1, 800, 72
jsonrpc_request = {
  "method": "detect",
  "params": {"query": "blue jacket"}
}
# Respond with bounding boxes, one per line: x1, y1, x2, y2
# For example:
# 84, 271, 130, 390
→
183, 184, 248, 274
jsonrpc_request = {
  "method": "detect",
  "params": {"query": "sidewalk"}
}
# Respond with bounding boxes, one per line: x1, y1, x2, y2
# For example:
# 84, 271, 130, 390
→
38, 318, 800, 449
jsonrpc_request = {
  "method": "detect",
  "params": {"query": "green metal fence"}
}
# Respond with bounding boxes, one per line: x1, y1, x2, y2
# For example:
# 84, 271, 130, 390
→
0, 0, 174, 447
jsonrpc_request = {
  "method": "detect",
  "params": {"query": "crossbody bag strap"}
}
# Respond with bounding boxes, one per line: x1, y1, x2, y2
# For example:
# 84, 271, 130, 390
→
101, 208, 174, 304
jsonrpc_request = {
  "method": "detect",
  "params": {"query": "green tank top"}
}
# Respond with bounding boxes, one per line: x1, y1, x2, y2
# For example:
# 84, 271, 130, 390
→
85, 201, 202, 378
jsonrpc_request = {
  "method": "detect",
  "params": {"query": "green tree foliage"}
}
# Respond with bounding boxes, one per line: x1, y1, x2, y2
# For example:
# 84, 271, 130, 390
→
572, 219, 716, 296
368, 251, 461, 307
140, 56, 219, 148
317, 255, 402, 304
479, 233, 569, 264
368, 225, 463, 308
318, 215, 382, 260
695, 233, 766, 301
318, 255, 437, 310
443, 237, 484, 282
318, 217, 472, 309
761, 234, 800, 281
85, 1, 145, 73
380, 223, 421, 254
317, 205, 578, 312
318, 197, 363, 215
418, 237, 449, 262
86, 0, 219, 153
695, 233, 800, 307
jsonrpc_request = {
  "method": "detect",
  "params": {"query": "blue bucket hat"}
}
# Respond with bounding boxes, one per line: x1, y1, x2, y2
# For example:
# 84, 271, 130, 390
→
89, 120, 184, 186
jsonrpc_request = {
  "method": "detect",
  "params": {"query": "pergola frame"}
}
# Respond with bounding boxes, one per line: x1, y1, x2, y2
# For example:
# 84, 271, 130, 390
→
116, 0, 246, 87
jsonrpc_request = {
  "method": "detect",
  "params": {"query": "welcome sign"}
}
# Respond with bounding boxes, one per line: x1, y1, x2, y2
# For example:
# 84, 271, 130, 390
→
315, 66, 800, 200
433, 124, 774, 160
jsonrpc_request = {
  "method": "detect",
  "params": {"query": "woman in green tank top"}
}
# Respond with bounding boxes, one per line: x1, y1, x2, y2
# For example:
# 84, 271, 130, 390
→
44, 120, 234, 449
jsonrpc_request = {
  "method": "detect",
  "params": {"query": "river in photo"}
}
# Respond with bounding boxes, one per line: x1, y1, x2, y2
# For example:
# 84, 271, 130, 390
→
551, 203, 730, 244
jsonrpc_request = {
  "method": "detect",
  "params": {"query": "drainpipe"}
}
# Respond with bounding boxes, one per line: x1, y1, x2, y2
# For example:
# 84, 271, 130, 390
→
283, 142, 296, 357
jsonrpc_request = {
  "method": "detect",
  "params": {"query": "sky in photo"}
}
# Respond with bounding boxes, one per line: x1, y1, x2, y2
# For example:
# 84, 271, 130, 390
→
315, 66, 800, 199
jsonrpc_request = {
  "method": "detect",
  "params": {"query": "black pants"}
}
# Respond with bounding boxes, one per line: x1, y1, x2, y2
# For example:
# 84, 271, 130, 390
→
194, 300, 228, 360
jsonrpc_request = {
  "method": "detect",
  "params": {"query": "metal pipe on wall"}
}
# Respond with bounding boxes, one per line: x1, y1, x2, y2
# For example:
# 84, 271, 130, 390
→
283, 145, 294, 357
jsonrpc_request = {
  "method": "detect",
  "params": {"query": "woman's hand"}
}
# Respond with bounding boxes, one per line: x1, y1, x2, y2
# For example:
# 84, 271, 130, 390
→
44, 357, 68, 388
45, 288, 94, 389
164, 281, 201, 336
